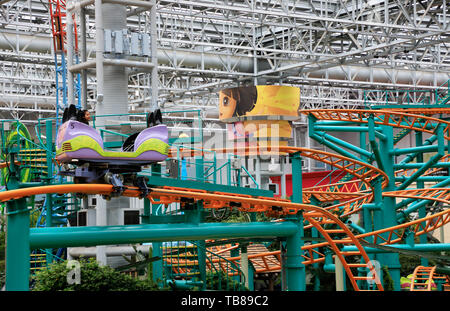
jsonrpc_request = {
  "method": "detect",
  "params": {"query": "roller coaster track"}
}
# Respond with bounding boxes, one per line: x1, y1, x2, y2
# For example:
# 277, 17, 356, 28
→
409, 266, 450, 291
0, 183, 383, 291
304, 157, 450, 219
301, 109, 450, 139
301, 188, 450, 258
2, 145, 389, 290
175, 145, 387, 219
303, 180, 373, 217
379, 108, 450, 115
230, 108, 450, 275
302, 153, 450, 218
3, 117, 448, 291
1, 165, 444, 290
207, 146, 389, 191
168, 244, 282, 276
298, 109, 450, 216
383, 188, 450, 207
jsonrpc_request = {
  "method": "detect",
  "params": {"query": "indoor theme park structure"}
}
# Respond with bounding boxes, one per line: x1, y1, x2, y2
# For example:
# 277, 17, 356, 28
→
1, 0, 450, 292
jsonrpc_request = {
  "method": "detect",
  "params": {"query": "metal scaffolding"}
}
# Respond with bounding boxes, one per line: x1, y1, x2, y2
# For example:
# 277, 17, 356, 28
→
0, 0, 448, 122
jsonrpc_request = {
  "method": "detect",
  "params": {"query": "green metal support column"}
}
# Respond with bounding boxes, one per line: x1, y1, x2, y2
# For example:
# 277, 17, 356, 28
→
196, 155, 204, 182
415, 131, 428, 267
185, 199, 206, 291
150, 163, 163, 285
378, 124, 401, 291
285, 151, 305, 291
5, 198, 30, 291
360, 131, 367, 162
194, 156, 207, 290
311, 227, 321, 291
45, 120, 53, 265
370, 177, 385, 288
308, 196, 321, 290
142, 197, 154, 284
230, 246, 240, 286
142, 199, 151, 224
368, 115, 385, 172
5, 156, 30, 291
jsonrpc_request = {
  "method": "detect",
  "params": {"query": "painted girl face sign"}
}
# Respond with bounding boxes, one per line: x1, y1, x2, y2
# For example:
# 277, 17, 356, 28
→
219, 89, 238, 120
219, 85, 300, 122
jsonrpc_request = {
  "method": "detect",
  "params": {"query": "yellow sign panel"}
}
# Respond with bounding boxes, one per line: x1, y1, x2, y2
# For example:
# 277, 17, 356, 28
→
227, 120, 292, 140
233, 139, 290, 156
219, 85, 300, 122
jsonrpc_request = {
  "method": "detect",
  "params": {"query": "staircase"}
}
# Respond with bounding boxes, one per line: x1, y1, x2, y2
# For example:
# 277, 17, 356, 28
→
161, 241, 247, 290
17, 148, 48, 180
30, 251, 47, 275
163, 242, 202, 279
393, 128, 411, 145
35, 192, 79, 228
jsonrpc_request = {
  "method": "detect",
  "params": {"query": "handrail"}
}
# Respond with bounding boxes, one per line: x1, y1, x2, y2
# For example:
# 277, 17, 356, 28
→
241, 165, 259, 189
191, 240, 246, 290
99, 128, 129, 139
364, 81, 450, 109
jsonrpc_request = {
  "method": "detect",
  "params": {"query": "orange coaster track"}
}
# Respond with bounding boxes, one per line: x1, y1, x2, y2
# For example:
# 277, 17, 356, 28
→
5, 109, 450, 291
0, 183, 383, 291
301, 109, 450, 139
409, 266, 450, 291
302, 188, 450, 255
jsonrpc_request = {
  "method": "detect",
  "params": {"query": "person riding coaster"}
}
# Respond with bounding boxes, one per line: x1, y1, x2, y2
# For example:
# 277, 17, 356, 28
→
56, 105, 169, 197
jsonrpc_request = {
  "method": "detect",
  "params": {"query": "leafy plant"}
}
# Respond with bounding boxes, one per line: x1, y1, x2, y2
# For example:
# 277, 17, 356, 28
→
0, 231, 4, 289
32, 258, 163, 291
201, 271, 248, 291
382, 266, 394, 291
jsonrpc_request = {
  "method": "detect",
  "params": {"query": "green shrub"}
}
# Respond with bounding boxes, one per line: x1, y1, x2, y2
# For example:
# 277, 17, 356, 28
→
0, 231, 4, 289
203, 271, 248, 291
382, 266, 394, 291
32, 258, 162, 291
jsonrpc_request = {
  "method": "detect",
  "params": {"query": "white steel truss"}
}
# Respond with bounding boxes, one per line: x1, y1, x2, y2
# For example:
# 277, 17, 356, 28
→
0, 0, 448, 123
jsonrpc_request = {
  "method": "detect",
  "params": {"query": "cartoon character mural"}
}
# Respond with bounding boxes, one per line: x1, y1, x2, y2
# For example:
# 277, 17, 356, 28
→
219, 85, 300, 122
219, 85, 300, 155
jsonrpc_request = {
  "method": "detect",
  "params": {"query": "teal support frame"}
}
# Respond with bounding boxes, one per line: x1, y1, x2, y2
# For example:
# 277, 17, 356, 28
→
308, 114, 362, 162
150, 163, 163, 286
415, 131, 428, 267
398, 134, 438, 164
368, 114, 385, 172
193, 158, 207, 291
45, 120, 54, 265
396, 124, 445, 191
395, 176, 450, 221
5, 156, 30, 291
29, 222, 299, 249
284, 151, 305, 291
377, 124, 401, 291
5, 198, 30, 291
145, 175, 272, 198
